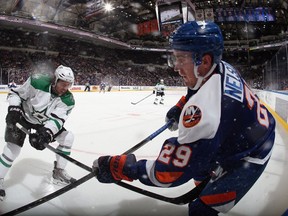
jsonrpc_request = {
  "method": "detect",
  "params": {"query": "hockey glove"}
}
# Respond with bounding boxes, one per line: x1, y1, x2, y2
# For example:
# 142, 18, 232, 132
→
6, 106, 24, 126
93, 154, 137, 183
29, 127, 53, 150
165, 96, 186, 131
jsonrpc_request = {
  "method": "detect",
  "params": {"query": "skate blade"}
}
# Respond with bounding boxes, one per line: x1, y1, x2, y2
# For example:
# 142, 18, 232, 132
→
52, 178, 69, 186
52, 178, 77, 188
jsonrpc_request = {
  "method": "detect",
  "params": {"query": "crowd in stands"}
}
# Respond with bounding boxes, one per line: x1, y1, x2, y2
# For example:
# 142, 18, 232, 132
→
0, 49, 183, 87
0, 27, 285, 90
0, 28, 184, 87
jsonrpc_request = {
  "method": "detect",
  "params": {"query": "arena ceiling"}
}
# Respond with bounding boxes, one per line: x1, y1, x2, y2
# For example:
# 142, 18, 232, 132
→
0, 0, 288, 68
1, 0, 287, 44
0, 0, 159, 44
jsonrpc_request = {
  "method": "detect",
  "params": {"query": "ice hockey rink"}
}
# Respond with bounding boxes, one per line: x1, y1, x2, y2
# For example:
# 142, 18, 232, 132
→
0, 90, 287, 216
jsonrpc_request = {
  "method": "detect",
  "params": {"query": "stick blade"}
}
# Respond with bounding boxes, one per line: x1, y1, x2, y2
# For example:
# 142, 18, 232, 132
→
131, 102, 137, 105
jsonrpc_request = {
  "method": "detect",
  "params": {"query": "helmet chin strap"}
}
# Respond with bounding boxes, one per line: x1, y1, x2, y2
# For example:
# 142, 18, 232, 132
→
190, 63, 217, 90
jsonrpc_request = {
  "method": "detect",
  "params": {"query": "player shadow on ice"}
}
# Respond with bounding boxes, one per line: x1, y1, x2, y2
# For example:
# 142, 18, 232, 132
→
109, 197, 187, 216
56, 195, 188, 216
5, 158, 57, 199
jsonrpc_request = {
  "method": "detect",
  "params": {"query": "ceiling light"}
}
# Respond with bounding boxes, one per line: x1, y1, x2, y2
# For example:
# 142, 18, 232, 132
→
104, 3, 113, 12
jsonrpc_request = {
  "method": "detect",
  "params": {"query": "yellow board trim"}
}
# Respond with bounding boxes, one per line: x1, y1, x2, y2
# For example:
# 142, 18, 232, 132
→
262, 102, 288, 133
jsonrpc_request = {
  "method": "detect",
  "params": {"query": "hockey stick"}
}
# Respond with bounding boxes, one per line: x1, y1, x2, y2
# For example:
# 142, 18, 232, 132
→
15, 120, 174, 172
1, 172, 95, 216
4, 121, 208, 215
117, 175, 210, 205
123, 119, 174, 154
15, 123, 91, 171
3, 120, 170, 214
131, 92, 154, 105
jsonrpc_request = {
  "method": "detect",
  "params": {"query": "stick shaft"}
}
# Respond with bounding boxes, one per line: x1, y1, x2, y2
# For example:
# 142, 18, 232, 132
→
5, 121, 176, 215
2, 173, 95, 216
123, 119, 173, 154
131, 93, 153, 105
16, 123, 92, 171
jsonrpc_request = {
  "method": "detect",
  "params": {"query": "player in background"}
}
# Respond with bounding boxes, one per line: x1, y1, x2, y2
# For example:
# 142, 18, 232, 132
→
153, 79, 165, 105
84, 81, 91, 92
0, 65, 76, 201
107, 84, 113, 92
92, 21, 276, 215
6, 80, 17, 100
99, 81, 106, 93
8, 80, 17, 89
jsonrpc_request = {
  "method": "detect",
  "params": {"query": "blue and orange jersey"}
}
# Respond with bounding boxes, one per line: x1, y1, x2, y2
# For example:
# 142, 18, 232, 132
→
129, 61, 275, 187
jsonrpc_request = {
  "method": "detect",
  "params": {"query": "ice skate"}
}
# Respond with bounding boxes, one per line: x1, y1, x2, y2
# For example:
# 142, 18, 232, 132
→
0, 178, 5, 201
52, 161, 76, 186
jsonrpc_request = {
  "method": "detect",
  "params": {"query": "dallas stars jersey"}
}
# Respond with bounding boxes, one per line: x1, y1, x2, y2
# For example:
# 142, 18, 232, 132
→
154, 83, 165, 93
9, 74, 75, 135
129, 61, 275, 187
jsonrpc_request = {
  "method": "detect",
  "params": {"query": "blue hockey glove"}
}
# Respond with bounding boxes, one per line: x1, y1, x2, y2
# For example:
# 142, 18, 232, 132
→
29, 127, 53, 150
6, 106, 24, 126
165, 96, 186, 131
93, 154, 137, 183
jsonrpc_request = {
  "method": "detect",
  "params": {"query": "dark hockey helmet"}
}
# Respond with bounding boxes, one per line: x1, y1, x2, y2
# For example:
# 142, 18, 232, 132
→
170, 21, 224, 66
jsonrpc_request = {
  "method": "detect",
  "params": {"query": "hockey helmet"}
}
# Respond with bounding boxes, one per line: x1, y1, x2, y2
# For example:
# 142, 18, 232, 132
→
170, 21, 224, 66
55, 65, 74, 86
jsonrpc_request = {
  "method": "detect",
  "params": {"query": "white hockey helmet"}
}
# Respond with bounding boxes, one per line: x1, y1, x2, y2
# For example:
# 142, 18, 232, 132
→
160, 79, 164, 83
55, 65, 74, 85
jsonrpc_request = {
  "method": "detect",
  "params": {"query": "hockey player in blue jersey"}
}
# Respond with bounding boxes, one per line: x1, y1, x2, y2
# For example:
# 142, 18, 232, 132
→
93, 21, 276, 215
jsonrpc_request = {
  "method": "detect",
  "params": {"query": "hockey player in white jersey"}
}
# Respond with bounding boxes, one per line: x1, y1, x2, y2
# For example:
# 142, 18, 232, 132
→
153, 79, 166, 105
0, 65, 76, 201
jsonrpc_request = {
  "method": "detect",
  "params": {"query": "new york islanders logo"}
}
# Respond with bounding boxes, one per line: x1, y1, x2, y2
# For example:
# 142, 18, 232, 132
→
182, 105, 202, 128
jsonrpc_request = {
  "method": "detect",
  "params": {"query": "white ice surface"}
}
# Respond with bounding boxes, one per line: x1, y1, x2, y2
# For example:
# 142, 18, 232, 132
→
0, 91, 287, 216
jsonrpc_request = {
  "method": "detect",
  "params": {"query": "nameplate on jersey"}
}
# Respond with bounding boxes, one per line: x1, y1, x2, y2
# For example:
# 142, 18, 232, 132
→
223, 62, 244, 102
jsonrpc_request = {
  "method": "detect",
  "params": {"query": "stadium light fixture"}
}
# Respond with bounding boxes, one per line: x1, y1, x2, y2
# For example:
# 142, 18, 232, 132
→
104, 3, 113, 12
